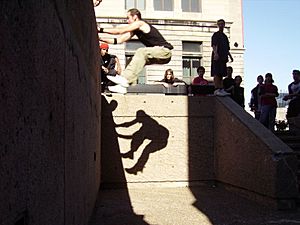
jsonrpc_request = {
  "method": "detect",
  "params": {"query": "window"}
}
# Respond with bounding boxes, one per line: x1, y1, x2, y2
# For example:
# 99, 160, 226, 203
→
182, 42, 202, 84
125, 0, 145, 10
182, 0, 201, 12
125, 41, 146, 84
154, 0, 173, 11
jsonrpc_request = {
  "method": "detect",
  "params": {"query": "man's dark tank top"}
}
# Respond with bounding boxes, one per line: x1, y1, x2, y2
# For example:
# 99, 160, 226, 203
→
133, 22, 173, 50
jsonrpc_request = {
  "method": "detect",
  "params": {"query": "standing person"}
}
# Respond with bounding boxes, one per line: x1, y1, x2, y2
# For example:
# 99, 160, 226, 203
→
211, 19, 233, 97
283, 69, 300, 119
232, 75, 245, 108
259, 73, 279, 131
98, 8, 173, 94
192, 66, 209, 85
223, 66, 235, 96
249, 75, 264, 120
99, 43, 121, 92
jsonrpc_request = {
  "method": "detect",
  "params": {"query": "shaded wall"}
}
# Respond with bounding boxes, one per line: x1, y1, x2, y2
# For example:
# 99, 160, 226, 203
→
102, 95, 298, 206
0, 1, 101, 225
101, 95, 215, 187
214, 97, 298, 203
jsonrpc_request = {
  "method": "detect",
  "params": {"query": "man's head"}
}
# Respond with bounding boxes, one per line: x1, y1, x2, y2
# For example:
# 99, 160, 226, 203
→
127, 8, 142, 24
234, 75, 242, 86
257, 75, 264, 84
226, 66, 233, 77
217, 19, 225, 31
292, 69, 300, 82
93, 0, 102, 7
100, 43, 109, 56
197, 66, 205, 77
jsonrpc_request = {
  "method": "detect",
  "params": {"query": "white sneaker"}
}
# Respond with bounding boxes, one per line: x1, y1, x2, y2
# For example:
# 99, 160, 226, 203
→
108, 84, 127, 94
214, 89, 230, 97
107, 75, 129, 87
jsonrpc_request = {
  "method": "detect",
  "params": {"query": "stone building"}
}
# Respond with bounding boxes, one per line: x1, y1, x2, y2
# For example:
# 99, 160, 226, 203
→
94, 0, 244, 84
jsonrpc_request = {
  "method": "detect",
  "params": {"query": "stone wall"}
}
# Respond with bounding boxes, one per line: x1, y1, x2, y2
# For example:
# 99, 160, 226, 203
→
0, 1, 101, 225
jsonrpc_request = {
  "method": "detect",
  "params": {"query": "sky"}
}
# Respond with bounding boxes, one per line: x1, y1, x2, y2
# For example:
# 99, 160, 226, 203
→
243, 0, 300, 103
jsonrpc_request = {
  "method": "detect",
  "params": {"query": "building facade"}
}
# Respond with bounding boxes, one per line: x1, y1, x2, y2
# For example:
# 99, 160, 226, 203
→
95, 0, 244, 84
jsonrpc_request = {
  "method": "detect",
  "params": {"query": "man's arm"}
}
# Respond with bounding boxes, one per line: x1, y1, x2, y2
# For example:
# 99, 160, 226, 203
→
115, 56, 122, 75
100, 21, 143, 35
228, 52, 233, 62
99, 32, 133, 45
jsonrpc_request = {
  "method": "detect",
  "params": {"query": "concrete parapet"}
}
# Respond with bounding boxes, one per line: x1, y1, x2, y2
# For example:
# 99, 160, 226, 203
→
214, 97, 298, 208
0, 1, 100, 225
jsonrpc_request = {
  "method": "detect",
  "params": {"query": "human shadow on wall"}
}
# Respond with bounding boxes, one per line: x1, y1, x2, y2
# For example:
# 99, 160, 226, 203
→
117, 110, 169, 175
89, 96, 149, 225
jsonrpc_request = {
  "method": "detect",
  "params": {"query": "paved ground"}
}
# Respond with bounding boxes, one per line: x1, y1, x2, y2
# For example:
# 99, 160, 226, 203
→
89, 185, 300, 225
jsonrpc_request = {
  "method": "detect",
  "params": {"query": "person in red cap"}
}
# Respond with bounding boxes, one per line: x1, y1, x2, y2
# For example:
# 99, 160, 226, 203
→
99, 42, 121, 93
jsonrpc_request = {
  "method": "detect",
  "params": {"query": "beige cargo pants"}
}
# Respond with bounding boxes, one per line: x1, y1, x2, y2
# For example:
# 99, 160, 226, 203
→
123, 46, 172, 84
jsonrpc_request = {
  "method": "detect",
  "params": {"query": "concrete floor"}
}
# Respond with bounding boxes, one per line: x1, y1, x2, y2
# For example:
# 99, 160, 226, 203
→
89, 185, 300, 225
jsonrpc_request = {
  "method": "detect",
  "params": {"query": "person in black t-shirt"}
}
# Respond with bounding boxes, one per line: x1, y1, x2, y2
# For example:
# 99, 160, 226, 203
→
283, 69, 300, 119
232, 75, 245, 108
249, 75, 264, 120
223, 66, 235, 96
98, 8, 173, 94
211, 19, 233, 97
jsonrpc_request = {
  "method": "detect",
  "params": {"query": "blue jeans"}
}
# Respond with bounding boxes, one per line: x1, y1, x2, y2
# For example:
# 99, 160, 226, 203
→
259, 105, 277, 131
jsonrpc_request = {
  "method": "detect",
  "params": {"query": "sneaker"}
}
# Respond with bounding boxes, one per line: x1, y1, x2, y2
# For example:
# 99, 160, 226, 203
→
214, 89, 230, 97
107, 75, 129, 87
108, 84, 127, 94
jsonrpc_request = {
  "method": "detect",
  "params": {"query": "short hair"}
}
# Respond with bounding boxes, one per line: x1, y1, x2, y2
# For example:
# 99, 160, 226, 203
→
217, 19, 225, 24
293, 69, 300, 75
127, 8, 142, 19
235, 75, 242, 81
197, 66, 205, 73
227, 66, 233, 73
257, 75, 264, 81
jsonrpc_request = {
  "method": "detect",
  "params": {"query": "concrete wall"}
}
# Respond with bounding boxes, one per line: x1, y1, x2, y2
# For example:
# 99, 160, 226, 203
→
102, 95, 298, 205
0, 1, 101, 225
214, 98, 298, 203
101, 95, 215, 187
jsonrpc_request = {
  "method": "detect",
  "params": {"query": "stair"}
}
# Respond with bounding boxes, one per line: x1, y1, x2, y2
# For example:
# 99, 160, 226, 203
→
275, 130, 300, 206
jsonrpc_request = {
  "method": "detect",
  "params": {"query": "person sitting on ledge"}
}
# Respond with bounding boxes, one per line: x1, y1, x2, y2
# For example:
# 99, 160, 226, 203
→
192, 66, 209, 85
156, 69, 186, 88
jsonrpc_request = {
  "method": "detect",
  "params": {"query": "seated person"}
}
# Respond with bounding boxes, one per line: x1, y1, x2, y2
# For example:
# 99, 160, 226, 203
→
232, 75, 245, 108
223, 66, 235, 96
192, 66, 209, 85
157, 69, 186, 88
100, 43, 121, 92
